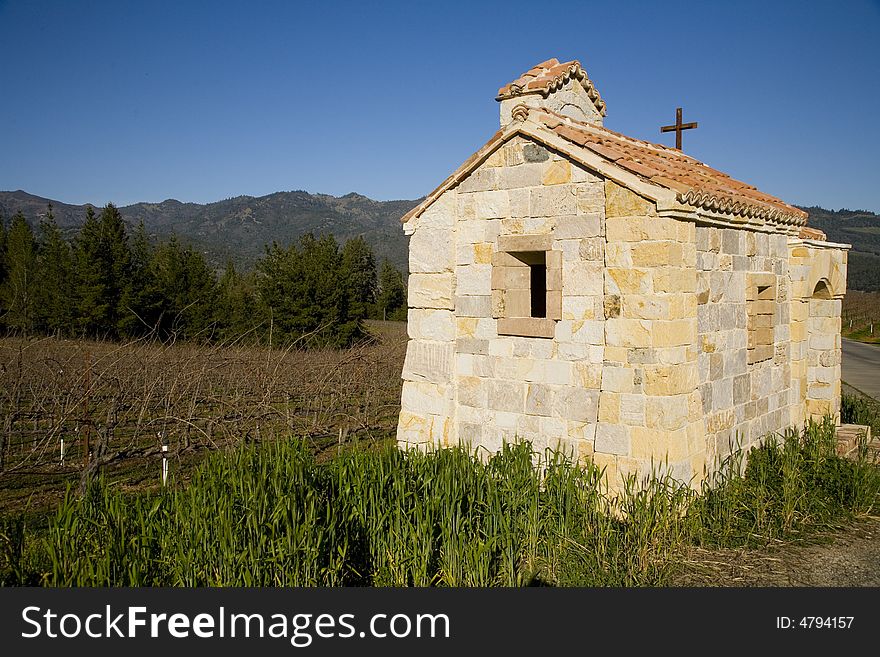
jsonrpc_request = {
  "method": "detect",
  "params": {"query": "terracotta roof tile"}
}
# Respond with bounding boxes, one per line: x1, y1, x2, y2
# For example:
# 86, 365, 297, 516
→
535, 109, 807, 225
799, 226, 826, 241
497, 58, 607, 117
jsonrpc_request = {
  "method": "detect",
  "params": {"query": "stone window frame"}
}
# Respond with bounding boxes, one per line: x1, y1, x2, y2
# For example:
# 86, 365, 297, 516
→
747, 272, 776, 364
491, 234, 562, 339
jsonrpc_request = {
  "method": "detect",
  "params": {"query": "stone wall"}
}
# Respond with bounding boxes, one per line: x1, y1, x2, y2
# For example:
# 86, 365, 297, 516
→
596, 183, 703, 487
400, 135, 606, 463
695, 226, 796, 467
788, 241, 847, 421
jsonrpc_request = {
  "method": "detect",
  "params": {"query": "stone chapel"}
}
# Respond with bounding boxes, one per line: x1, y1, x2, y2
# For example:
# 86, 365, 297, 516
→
395, 57, 849, 489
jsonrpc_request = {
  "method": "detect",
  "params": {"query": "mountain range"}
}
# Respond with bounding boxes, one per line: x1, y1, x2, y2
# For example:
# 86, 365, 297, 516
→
0, 189, 420, 274
1, 190, 879, 290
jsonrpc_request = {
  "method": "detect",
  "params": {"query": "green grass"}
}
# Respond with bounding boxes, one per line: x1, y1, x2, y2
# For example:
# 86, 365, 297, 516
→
2, 410, 878, 587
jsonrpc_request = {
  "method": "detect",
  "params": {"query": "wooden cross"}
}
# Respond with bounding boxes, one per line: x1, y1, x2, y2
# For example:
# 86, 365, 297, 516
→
660, 107, 698, 150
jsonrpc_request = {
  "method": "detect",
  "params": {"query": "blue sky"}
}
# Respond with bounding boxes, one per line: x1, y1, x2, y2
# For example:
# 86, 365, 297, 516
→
1, 0, 879, 212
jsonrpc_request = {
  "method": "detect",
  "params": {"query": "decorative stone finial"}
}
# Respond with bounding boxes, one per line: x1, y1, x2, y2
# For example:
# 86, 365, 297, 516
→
497, 58, 606, 128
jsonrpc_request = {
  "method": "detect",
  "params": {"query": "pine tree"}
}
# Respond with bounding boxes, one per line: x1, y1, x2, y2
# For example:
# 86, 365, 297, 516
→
73, 203, 132, 338
35, 204, 74, 335
0, 211, 38, 333
149, 236, 217, 341
376, 259, 407, 321
73, 205, 111, 336
340, 236, 377, 320
117, 221, 163, 337
0, 214, 7, 329
215, 260, 258, 341
256, 233, 361, 348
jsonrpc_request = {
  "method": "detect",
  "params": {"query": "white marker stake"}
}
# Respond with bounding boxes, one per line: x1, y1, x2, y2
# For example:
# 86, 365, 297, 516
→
60, 438, 65, 466
161, 444, 169, 486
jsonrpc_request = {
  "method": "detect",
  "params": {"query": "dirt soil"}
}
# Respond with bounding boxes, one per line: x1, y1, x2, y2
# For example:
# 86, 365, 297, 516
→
671, 515, 880, 586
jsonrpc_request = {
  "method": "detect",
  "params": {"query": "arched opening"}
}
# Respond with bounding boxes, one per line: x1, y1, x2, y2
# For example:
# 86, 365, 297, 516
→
812, 279, 833, 300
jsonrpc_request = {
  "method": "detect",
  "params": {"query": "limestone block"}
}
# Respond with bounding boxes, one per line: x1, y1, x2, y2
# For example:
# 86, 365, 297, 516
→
401, 381, 452, 416
576, 183, 605, 216
601, 366, 637, 393
721, 229, 743, 255
554, 214, 601, 239
397, 409, 430, 446
653, 267, 697, 294
645, 395, 689, 431
530, 185, 577, 217
604, 243, 632, 268
557, 342, 590, 361
410, 228, 454, 273
497, 317, 555, 339
458, 218, 501, 245
643, 364, 697, 396
562, 295, 597, 321
540, 417, 568, 447
418, 192, 457, 229
562, 261, 603, 296
606, 267, 651, 295
457, 421, 485, 446
457, 376, 488, 408
508, 188, 530, 218
542, 160, 572, 185
456, 264, 492, 296
488, 380, 525, 413
542, 360, 573, 385
570, 319, 604, 345
630, 426, 689, 462
606, 215, 674, 242
500, 162, 543, 190
622, 295, 670, 320
712, 377, 734, 411
458, 168, 499, 194
619, 394, 646, 426
554, 386, 599, 422
408, 309, 455, 341
605, 180, 655, 218
408, 273, 454, 309
653, 320, 697, 347
605, 318, 652, 348
455, 295, 492, 318
456, 337, 488, 354
525, 383, 556, 416
471, 190, 510, 219
402, 340, 454, 384
574, 362, 604, 389
455, 353, 496, 378
595, 423, 630, 456
631, 242, 676, 267
429, 415, 453, 447
497, 233, 552, 253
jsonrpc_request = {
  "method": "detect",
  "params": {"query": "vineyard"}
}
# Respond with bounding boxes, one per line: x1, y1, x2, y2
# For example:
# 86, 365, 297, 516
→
0, 321, 407, 512
842, 291, 880, 343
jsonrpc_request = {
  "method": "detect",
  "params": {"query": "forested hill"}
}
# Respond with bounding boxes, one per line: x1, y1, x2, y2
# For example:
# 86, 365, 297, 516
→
0, 190, 420, 273
797, 206, 880, 291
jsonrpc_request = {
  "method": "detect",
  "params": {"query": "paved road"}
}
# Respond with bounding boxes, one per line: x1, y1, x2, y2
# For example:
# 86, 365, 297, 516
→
841, 338, 880, 399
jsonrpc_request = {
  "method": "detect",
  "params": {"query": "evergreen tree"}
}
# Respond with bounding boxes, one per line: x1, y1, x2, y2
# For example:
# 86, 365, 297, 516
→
73, 205, 111, 336
117, 222, 163, 337
73, 203, 132, 338
0, 211, 38, 333
340, 236, 377, 320
149, 236, 217, 341
34, 205, 74, 335
376, 259, 407, 321
256, 233, 361, 348
0, 214, 7, 329
214, 260, 259, 341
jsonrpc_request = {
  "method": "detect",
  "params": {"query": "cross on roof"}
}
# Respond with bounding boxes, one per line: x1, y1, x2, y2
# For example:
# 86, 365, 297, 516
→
660, 107, 698, 151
